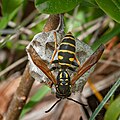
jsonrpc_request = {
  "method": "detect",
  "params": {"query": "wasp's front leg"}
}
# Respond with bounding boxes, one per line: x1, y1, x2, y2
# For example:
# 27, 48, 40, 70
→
50, 32, 58, 63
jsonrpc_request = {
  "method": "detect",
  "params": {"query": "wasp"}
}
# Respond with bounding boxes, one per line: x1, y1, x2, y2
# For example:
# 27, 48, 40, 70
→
28, 32, 105, 113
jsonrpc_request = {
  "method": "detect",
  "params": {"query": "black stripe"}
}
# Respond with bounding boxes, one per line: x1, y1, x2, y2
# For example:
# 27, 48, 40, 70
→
59, 61, 71, 65
62, 38, 75, 45
65, 34, 75, 38
60, 44, 75, 52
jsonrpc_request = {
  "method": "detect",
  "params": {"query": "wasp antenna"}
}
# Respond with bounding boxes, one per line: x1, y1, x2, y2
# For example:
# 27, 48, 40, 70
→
45, 99, 61, 113
67, 97, 87, 106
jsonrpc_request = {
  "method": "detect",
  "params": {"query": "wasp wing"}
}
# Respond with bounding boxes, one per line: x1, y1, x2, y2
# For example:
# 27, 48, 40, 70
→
27, 45, 57, 85
71, 44, 105, 85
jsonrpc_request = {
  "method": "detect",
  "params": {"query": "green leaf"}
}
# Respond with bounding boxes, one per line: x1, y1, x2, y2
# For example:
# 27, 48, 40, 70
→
0, 8, 18, 29
2, 0, 23, 16
89, 77, 120, 120
95, 0, 120, 23
35, 0, 82, 14
0, 17, 9, 29
20, 85, 50, 117
104, 96, 120, 120
0, 0, 23, 29
81, 0, 98, 7
91, 25, 120, 51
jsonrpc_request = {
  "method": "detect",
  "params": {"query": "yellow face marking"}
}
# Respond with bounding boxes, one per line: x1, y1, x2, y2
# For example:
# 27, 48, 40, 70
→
60, 72, 62, 79
60, 79, 63, 81
65, 79, 68, 81
69, 57, 74, 62
63, 36, 75, 40
59, 63, 71, 66
60, 42, 75, 47
58, 55, 63, 60
65, 73, 68, 78
58, 50, 75, 54
60, 83, 63, 85
65, 83, 68, 85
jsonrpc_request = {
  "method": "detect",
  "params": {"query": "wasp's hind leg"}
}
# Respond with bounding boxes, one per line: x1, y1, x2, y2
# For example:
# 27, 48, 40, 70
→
47, 81, 54, 88
50, 32, 58, 63
74, 55, 81, 67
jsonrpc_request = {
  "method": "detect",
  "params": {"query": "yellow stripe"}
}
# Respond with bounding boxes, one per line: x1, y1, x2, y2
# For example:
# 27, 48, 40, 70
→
62, 36, 75, 41
60, 42, 75, 47
59, 62, 71, 66
58, 50, 75, 54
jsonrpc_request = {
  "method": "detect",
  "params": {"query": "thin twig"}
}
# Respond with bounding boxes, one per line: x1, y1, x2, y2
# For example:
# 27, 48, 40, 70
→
78, 21, 103, 41
0, 10, 38, 46
99, 59, 120, 67
27, 14, 49, 29
93, 56, 115, 76
0, 56, 28, 77
0, 29, 17, 34
72, 16, 104, 33
20, 10, 38, 27
17, 40, 30, 46
89, 28, 101, 45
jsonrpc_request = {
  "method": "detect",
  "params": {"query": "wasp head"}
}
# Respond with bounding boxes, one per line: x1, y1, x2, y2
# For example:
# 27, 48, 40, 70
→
55, 70, 71, 99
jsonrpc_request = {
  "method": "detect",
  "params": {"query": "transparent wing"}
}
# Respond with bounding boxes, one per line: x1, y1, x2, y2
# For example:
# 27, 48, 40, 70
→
71, 44, 105, 85
28, 45, 57, 85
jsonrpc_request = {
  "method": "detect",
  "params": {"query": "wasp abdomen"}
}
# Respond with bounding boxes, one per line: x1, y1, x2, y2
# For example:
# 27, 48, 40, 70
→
58, 32, 76, 67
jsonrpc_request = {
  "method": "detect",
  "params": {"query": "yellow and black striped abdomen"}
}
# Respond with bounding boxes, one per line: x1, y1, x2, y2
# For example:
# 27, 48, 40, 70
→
58, 32, 76, 67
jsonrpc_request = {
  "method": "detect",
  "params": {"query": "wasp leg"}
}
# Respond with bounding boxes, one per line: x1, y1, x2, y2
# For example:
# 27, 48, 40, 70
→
50, 32, 58, 63
67, 67, 76, 72
74, 55, 81, 67
50, 66, 60, 71
47, 81, 53, 88
50, 82, 53, 88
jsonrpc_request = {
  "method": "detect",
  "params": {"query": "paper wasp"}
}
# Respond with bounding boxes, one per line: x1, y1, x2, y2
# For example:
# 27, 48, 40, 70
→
27, 32, 105, 113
